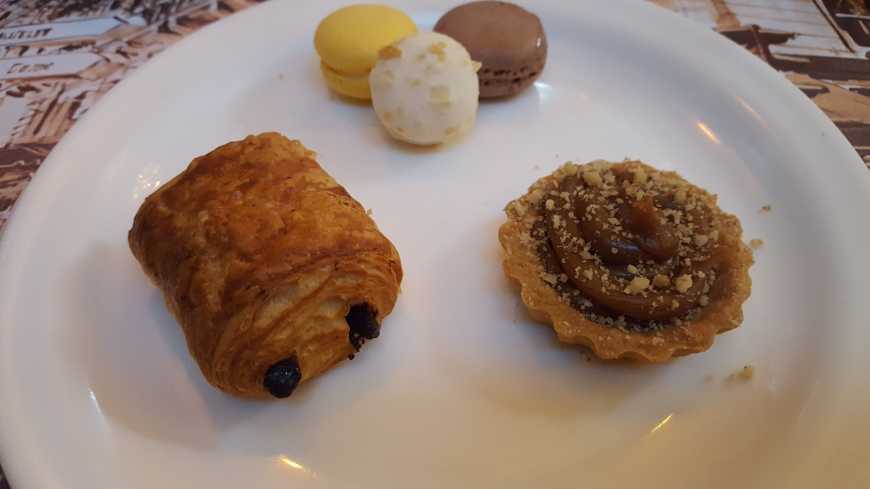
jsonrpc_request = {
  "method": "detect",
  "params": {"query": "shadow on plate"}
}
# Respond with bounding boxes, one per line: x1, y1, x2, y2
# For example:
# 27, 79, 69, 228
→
61, 244, 265, 449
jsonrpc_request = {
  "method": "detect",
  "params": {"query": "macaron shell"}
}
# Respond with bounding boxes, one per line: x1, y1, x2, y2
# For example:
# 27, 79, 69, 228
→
320, 62, 372, 100
477, 45, 546, 98
434, 1, 547, 98
315, 4, 417, 75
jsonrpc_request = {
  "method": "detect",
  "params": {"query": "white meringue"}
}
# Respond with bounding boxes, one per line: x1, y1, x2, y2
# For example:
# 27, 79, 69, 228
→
369, 31, 479, 145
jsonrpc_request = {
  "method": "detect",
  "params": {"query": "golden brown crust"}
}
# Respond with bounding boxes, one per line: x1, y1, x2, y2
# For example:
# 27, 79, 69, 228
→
129, 133, 403, 397
499, 160, 753, 362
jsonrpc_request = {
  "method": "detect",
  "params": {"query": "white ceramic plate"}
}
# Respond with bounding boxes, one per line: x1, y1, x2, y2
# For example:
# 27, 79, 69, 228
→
2, 1, 870, 488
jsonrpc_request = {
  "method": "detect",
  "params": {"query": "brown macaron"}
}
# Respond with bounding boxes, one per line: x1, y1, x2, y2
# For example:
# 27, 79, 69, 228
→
434, 1, 547, 98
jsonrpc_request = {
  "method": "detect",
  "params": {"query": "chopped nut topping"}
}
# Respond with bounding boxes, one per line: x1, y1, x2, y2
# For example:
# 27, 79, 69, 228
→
582, 170, 603, 187
632, 168, 648, 185
728, 365, 755, 382
625, 276, 650, 294
652, 274, 670, 288
427, 42, 447, 61
675, 274, 693, 293
379, 45, 402, 60
516, 159, 741, 334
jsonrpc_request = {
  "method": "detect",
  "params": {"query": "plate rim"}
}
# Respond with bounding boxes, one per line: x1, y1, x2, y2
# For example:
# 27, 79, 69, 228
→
1, 1, 870, 488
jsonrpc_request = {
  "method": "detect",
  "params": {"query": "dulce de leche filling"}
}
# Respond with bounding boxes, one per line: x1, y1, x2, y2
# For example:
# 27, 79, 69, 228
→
531, 161, 728, 330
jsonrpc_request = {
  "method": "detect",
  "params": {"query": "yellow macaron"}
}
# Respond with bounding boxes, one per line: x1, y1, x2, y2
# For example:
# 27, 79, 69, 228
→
314, 4, 417, 100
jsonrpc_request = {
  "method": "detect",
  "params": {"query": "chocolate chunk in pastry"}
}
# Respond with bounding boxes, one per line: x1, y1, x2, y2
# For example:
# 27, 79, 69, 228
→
129, 133, 403, 398
264, 358, 302, 399
499, 160, 753, 362
346, 303, 381, 351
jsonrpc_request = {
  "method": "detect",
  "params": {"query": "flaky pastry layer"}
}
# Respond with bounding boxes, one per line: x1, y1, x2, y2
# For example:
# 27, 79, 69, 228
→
129, 133, 403, 397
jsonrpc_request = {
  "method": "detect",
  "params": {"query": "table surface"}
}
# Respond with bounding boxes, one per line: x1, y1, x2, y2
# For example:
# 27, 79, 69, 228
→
1, 0, 869, 487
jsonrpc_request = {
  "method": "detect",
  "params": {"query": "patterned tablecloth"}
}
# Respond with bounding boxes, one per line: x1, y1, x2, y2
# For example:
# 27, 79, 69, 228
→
0, 0, 869, 487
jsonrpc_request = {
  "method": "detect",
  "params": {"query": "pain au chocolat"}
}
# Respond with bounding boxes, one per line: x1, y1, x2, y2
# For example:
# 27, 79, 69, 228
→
129, 133, 403, 398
